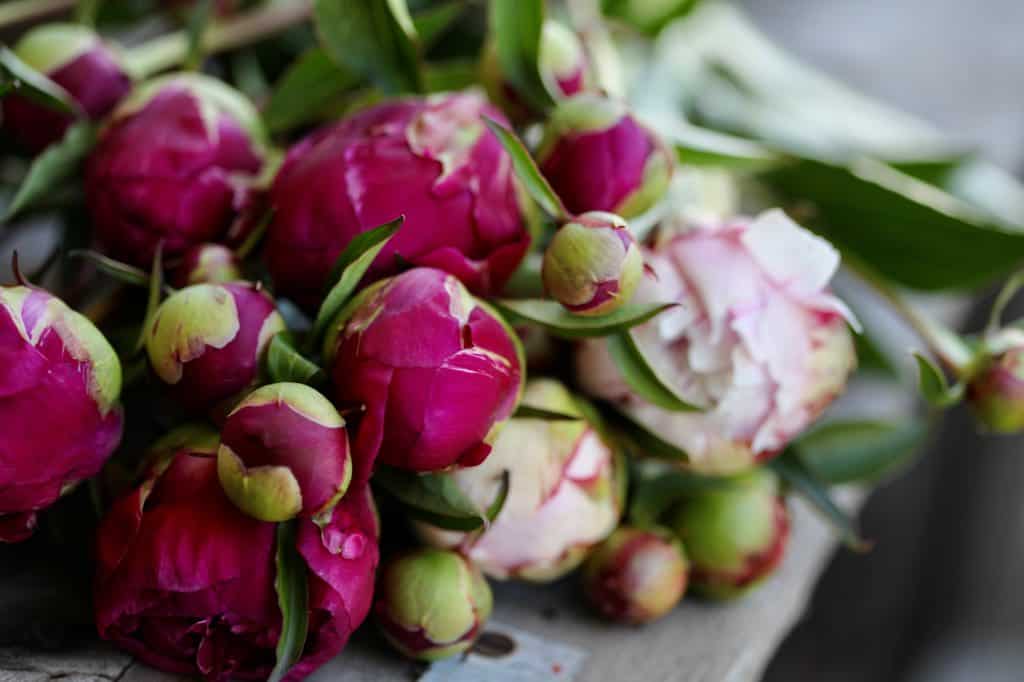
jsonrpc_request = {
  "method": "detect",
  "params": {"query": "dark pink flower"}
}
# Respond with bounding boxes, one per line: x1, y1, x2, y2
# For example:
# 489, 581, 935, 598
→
326, 268, 523, 476
0, 286, 123, 542
2, 24, 131, 153
94, 427, 379, 681
266, 91, 529, 309
538, 94, 672, 218
86, 74, 265, 267
144, 282, 285, 413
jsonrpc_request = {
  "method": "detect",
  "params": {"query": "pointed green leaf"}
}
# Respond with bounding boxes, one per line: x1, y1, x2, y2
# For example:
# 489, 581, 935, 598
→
269, 519, 309, 682
374, 467, 509, 532
769, 452, 870, 552
413, 0, 465, 49
913, 352, 965, 408
607, 331, 703, 412
314, 0, 423, 95
483, 117, 568, 221
513, 405, 582, 421
491, 298, 676, 339
266, 334, 325, 387
68, 249, 150, 289
6, 122, 96, 221
488, 0, 552, 112
0, 46, 80, 115
310, 216, 403, 345
263, 48, 358, 134
793, 419, 927, 485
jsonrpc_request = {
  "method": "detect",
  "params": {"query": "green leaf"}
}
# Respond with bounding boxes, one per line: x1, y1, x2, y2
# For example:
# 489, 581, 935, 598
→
605, 408, 690, 462
488, 0, 551, 112
606, 331, 702, 412
491, 298, 676, 339
646, 113, 781, 169
423, 59, 478, 93
309, 216, 404, 345
314, 0, 423, 95
269, 520, 309, 682
412, 0, 465, 49
5, 122, 96, 221
762, 157, 1024, 291
793, 419, 927, 485
135, 245, 164, 353
183, 0, 213, 71
0, 47, 80, 116
266, 334, 326, 387
68, 249, 150, 289
263, 48, 359, 134
374, 467, 510, 532
483, 117, 568, 221
768, 452, 870, 552
913, 352, 965, 408
513, 405, 582, 421
629, 470, 731, 527
602, 0, 703, 35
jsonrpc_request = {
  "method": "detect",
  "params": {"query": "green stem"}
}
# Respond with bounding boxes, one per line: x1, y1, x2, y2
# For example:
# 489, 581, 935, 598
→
846, 258, 972, 373
75, 0, 101, 27
0, 0, 75, 29
123, 0, 313, 79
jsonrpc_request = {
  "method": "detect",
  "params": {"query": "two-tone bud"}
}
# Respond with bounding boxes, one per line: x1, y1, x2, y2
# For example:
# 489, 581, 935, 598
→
3, 24, 131, 152
966, 329, 1024, 433
217, 383, 352, 523
543, 211, 643, 316
667, 469, 789, 599
375, 548, 493, 661
582, 526, 688, 624
169, 243, 243, 288
538, 94, 672, 219
144, 282, 285, 413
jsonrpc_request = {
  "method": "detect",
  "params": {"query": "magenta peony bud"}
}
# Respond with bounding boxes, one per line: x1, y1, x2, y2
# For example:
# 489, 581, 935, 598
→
169, 243, 243, 288
374, 548, 492, 661
86, 73, 266, 267
576, 209, 858, 474
417, 379, 621, 581
0, 286, 123, 542
2, 24, 132, 153
145, 282, 285, 413
967, 329, 1024, 433
95, 429, 380, 681
327, 268, 523, 476
542, 211, 643, 316
582, 526, 688, 624
218, 383, 352, 523
537, 93, 673, 219
266, 91, 530, 309
667, 468, 789, 599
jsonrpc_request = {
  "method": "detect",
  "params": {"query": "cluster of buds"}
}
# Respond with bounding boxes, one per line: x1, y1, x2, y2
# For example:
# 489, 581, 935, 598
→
374, 549, 492, 661
577, 209, 858, 473
3, 24, 132, 152
0, 285, 123, 542
417, 380, 621, 581
267, 91, 530, 309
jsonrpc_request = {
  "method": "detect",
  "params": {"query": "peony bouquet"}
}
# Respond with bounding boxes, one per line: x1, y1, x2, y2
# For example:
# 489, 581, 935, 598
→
1, 0, 1022, 679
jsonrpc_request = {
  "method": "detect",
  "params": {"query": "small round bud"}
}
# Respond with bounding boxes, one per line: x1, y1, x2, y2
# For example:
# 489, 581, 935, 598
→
538, 94, 673, 219
144, 282, 285, 413
968, 332, 1024, 433
169, 243, 243, 288
539, 20, 588, 98
582, 526, 688, 624
667, 469, 790, 599
217, 382, 352, 523
543, 211, 643, 316
375, 548, 493, 661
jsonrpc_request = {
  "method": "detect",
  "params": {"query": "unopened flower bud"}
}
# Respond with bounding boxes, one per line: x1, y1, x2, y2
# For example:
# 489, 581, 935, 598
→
538, 94, 672, 219
3, 23, 131, 153
375, 548, 492, 661
169, 243, 243, 288
144, 282, 285, 412
540, 20, 589, 98
667, 469, 789, 599
968, 330, 1024, 433
582, 526, 688, 624
218, 383, 352, 523
543, 211, 642, 316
